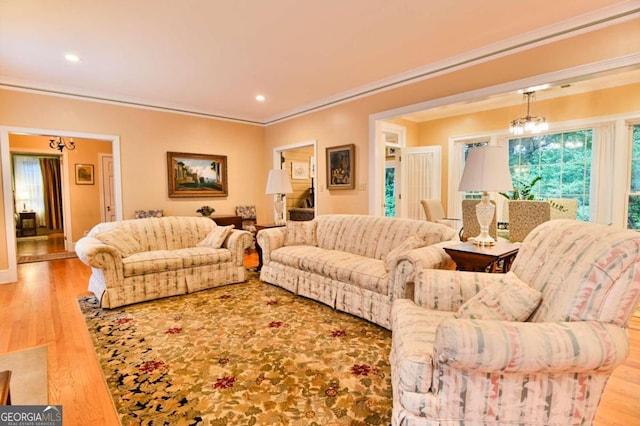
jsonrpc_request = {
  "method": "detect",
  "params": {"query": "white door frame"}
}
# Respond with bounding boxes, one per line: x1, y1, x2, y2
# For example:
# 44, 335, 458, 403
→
271, 139, 318, 222
371, 121, 405, 216
0, 126, 122, 284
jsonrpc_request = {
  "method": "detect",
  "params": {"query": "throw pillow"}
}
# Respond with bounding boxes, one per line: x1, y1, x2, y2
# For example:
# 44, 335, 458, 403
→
197, 225, 234, 249
384, 236, 427, 271
455, 272, 542, 321
284, 221, 318, 246
95, 229, 143, 257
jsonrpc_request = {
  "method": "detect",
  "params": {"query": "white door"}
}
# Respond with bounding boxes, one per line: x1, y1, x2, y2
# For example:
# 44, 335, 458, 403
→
400, 146, 442, 220
100, 155, 116, 222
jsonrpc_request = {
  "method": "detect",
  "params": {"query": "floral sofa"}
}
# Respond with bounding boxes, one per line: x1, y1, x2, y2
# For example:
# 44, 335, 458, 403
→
75, 216, 252, 308
391, 219, 640, 425
257, 214, 459, 329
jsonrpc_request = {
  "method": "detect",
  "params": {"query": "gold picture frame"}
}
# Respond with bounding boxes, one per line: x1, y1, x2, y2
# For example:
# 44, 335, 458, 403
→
326, 144, 355, 190
75, 163, 94, 185
167, 151, 228, 198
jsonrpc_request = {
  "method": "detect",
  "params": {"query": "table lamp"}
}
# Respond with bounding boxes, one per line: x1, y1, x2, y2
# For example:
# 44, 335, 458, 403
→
458, 146, 513, 245
265, 169, 293, 225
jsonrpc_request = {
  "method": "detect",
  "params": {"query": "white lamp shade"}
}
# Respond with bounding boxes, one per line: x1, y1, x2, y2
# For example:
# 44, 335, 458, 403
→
458, 146, 513, 192
265, 168, 293, 194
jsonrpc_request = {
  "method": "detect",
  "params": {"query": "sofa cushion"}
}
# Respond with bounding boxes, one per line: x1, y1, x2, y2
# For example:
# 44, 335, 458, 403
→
173, 247, 232, 267
197, 225, 234, 249
300, 249, 389, 294
384, 235, 427, 271
95, 229, 144, 257
391, 299, 456, 393
122, 250, 184, 277
284, 220, 318, 246
454, 272, 542, 321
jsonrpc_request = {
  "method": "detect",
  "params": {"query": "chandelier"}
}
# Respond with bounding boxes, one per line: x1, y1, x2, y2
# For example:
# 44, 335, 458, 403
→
49, 136, 76, 152
509, 91, 549, 136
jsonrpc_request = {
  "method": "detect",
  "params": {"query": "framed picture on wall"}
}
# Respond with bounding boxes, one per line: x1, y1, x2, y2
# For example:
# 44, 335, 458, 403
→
167, 151, 228, 198
75, 163, 94, 185
291, 161, 309, 180
326, 144, 355, 190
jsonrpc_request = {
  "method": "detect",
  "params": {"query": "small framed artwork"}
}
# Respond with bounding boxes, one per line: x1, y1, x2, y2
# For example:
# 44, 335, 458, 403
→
75, 164, 94, 185
326, 144, 355, 190
291, 161, 309, 180
167, 151, 228, 198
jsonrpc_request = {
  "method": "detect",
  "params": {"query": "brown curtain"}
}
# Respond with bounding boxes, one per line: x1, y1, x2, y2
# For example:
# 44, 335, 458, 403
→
40, 157, 63, 230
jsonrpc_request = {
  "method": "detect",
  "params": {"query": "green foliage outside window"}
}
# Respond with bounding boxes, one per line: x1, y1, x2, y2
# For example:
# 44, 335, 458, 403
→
508, 130, 592, 221
385, 166, 396, 217
628, 125, 640, 229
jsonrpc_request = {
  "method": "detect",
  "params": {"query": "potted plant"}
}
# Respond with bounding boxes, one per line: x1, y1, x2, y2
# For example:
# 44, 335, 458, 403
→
196, 205, 215, 217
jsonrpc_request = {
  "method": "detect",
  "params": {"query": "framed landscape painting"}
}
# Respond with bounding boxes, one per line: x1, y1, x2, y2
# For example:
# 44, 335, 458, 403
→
167, 151, 228, 198
326, 144, 355, 190
75, 163, 94, 185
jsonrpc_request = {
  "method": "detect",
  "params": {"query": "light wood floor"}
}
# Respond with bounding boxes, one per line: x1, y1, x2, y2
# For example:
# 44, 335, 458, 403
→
0, 253, 638, 425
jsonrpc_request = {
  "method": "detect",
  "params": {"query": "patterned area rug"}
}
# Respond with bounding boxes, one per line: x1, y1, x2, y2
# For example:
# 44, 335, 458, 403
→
78, 273, 392, 425
17, 251, 77, 264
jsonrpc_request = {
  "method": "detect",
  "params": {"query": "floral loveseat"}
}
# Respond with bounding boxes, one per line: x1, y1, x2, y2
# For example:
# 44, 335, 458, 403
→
75, 216, 252, 308
257, 214, 458, 329
391, 219, 640, 425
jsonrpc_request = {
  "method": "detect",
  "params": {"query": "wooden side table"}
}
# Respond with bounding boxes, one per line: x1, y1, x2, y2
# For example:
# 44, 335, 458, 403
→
254, 223, 286, 271
18, 212, 37, 237
444, 242, 519, 273
0, 370, 11, 405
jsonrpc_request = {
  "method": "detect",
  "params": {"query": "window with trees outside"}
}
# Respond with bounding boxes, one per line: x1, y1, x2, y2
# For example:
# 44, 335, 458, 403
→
628, 124, 640, 230
507, 130, 592, 221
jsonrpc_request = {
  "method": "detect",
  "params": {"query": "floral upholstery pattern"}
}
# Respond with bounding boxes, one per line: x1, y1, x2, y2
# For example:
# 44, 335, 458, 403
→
75, 216, 252, 308
258, 214, 458, 329
235, 205, 257, 233
390, 219, 640, 425
134, 209, 164, 219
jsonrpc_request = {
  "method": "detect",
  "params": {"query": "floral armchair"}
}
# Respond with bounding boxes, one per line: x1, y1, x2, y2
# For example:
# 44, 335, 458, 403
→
391, 219, 640, 425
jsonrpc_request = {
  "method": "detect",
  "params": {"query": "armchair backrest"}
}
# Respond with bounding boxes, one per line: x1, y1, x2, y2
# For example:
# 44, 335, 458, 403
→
511, 220, 640, 326
420, 199, 445, 222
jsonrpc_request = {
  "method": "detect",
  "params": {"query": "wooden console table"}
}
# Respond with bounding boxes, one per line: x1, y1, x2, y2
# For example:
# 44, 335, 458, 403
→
210, 215, 243, 230
444, 242, 519, 273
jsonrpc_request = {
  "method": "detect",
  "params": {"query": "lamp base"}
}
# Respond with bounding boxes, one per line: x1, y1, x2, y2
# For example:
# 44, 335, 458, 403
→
472, 191, 496, 246
274, 195, 286, 225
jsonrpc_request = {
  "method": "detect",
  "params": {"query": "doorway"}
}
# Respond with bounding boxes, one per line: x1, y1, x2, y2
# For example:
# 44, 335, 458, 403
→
272, 140, 317, 222
0, 127, 122, 283
12, 150, 67, 261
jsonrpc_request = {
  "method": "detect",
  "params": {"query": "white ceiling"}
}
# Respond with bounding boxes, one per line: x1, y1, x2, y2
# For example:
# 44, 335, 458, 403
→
1, 1, 638, 125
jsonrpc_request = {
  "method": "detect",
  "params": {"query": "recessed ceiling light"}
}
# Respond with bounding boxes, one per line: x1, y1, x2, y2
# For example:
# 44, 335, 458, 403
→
256, 95, 265, 102
64, 53, 80, 62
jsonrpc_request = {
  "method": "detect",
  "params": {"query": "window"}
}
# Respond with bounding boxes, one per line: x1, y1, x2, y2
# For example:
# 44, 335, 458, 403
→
385, 164, 396, 217
507, 130, 592, 220
628, 124, 640, 229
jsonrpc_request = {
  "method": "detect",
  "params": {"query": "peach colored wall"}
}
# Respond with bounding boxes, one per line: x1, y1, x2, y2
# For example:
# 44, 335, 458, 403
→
9, 134, 113, 243
0, 91, 264, 272
0, 17, 639, 274
263, 18, 640, 221
416, 82, 640, 211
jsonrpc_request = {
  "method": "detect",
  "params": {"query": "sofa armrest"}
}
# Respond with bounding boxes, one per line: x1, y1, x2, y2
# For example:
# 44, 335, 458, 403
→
75, 236, 123, 269
74, 236, 125, 288
434, 319, 629, 373
392, 244, 457, 302
256, 227, 287, 265
225, 229, 252, 266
